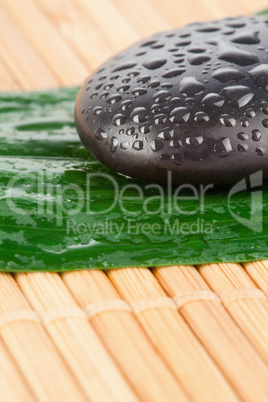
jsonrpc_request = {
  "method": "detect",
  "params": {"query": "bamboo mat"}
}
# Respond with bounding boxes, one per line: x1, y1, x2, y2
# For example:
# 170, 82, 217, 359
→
1, 0, 268, 400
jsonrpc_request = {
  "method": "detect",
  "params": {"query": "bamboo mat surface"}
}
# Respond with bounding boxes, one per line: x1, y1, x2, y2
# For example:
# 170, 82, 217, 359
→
1, 0, 268, 400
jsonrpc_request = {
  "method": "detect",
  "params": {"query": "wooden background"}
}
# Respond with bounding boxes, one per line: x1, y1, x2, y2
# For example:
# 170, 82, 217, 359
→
1, 0, 268, 401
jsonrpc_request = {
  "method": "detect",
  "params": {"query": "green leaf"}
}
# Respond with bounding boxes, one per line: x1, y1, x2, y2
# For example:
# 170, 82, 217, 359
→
0, 87, 268, 271
258, 9, 268, 14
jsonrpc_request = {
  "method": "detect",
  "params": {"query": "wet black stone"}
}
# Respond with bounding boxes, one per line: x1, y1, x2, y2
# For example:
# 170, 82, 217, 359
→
75, 15, 268, 186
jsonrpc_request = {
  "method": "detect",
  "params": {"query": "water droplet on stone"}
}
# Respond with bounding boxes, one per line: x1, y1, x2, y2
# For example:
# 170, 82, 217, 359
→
139, 123, 151, 134
170, 97, 181, 104
133, 140, 143, 150
126, 127, 135, 136
141, 40, 157, 47
152, 43, 165, 49
223, 85, 254, 107
231, 30, 260, 44
240, 118, 249, 127
202, 93, 225, 107
100, 92, 108, 99
188, 136, 204, 145
90, 92, 98, 99
175, 40, 191, 46
130, 107, 148, 123
104, 83, 113, 90
215, 137, 233, 155
117, 84, 130, 92
94, 128, 107, 141
132, 87, 148, 96
194, 112, 209, 122
120, 100, 132, 111
106, 94, 122, 104
150, 140, 164, 151
220, 114, 236, 127
248, 64, 268, 90
262, 118, 268, 128
153, 90, 171, 102
216, 41, 259, 66
151, 104, 162, 114
112, 113, 126, 126
110, 136, 119, 151
142, 58, 167, 70
237, 132, 248, 141
158, 128, 174, 140
196, 25, 220, 32
113, 62, 137, 72
137, 75, 151, 83
237, 143, 248, 152
185, 97, 195, 106
148, 80, 160, 88
212, 67, 245, 82
171, 139, 183, 148
252, 129, 262, 141
179, 77, 205, 96
174, 58, 184, 64
169, 107, 190, 123
128, 71, 140, 77
226, 20, 246, 28
162, 68, 186, 78
154, 114, 167, 125
161, 82, 173, 89
261, 101, 268, 114
188, 47, 206, 53
179, 32, 191, 38
245, 108, 256, 118
172, 153, 183, 165
256, 147, 266, 156
188, 55, 211, 65
222, 29, 235, 35
93, 106, 102, 115
120, 140, 130, 150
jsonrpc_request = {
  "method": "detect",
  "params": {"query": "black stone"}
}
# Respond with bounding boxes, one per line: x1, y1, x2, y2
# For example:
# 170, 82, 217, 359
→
75, 15, 268, 186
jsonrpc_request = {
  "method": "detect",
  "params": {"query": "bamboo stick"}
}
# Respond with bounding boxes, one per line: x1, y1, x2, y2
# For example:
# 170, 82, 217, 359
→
0, 337, 35, 401
62, 269, 189, 402
198, 0, 243, 18
151, 0, 211, 26
243, 260, 268, 295
199, 262, 268, 364
239, 0, 268, 13
0, 273, 87, 402
108, 267, 238, 402
154, 265, 268, 402
74, 0, 141, 51
1, 0, 88, 86
0, 57, 20, 90
112, 0, 171, 36
0, 5, 58, 89
16, 272, 138, 402
35, 0, 114, 72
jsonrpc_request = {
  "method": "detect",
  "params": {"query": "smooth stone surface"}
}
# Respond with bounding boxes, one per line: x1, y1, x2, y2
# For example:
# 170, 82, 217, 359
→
75, 15, 268, 186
